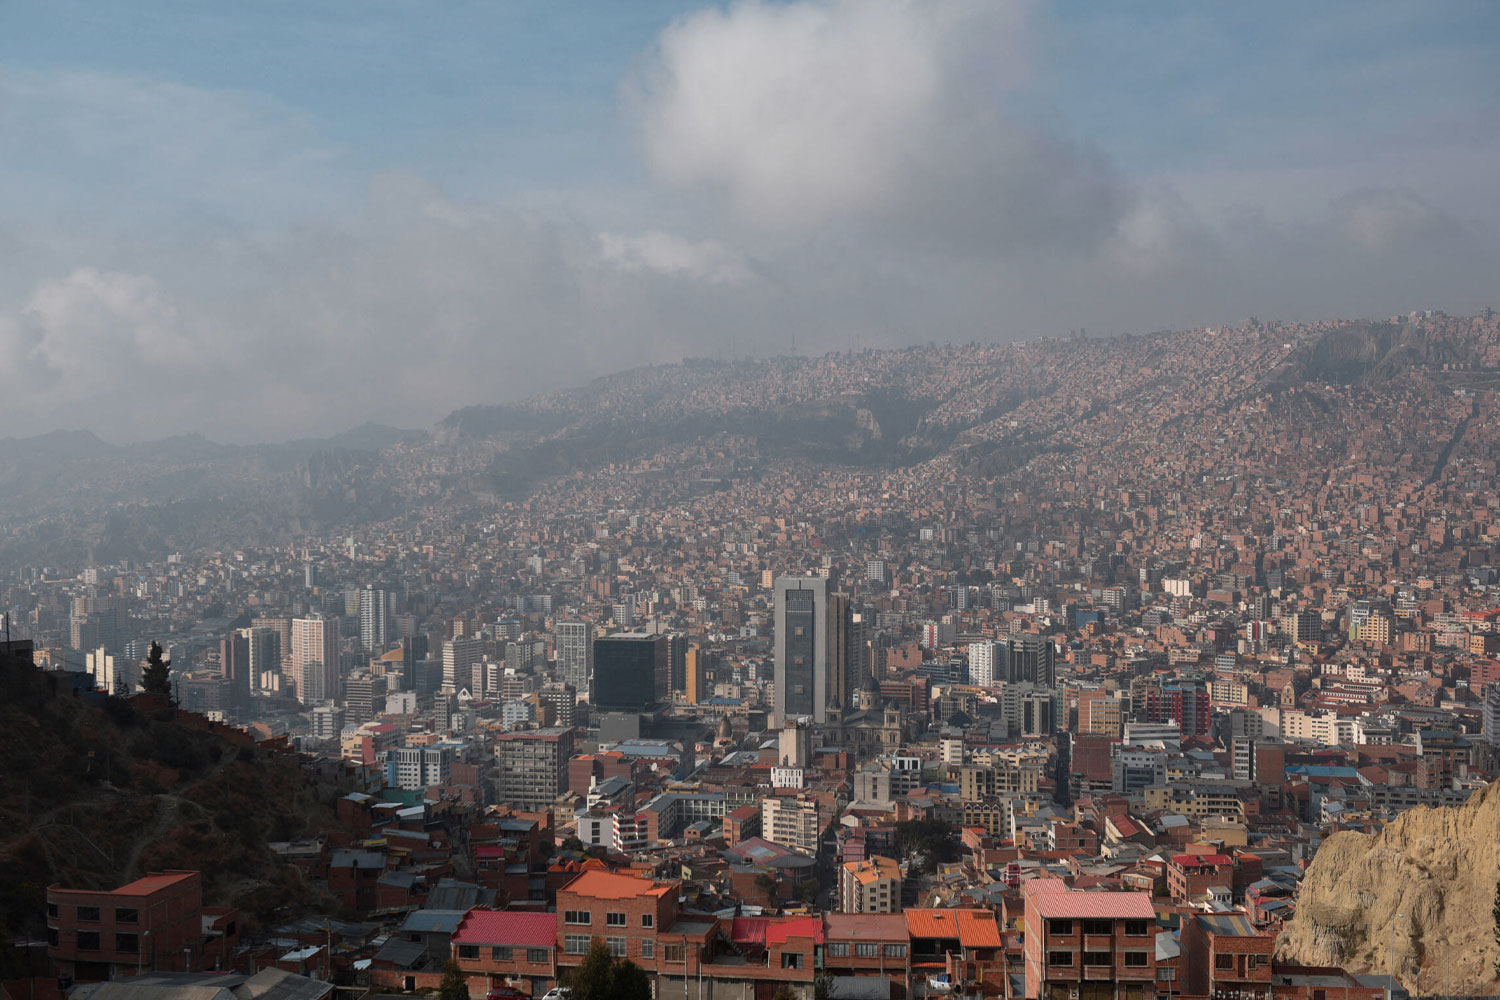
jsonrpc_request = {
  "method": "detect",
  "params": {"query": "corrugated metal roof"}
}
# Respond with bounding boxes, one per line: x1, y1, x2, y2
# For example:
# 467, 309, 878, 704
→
452, 909, 555, 949
1194, 913, 1260, 938
399, 910, 466, 934
1027, 890, 1156, 920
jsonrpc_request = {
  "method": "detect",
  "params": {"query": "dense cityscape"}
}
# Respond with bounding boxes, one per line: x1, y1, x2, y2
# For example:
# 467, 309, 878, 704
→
4, 309, 1500, 1000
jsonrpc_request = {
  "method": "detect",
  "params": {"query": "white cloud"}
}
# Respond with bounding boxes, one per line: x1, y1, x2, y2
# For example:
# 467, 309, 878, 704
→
18, 268, 209, 391
631, 0, 1126, 253
597, 230, 753, 284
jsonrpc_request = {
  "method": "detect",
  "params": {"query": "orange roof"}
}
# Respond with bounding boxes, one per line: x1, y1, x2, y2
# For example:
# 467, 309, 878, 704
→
561, 868, 673, 900
112, 871, 199, 896
904, 909, 1002, 948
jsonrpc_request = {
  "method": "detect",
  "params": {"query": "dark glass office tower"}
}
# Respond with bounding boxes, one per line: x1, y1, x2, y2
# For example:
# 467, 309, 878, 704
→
592, 633, 668, 709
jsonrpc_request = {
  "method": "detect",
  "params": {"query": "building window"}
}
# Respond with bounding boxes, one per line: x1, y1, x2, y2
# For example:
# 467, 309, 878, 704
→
491, 946, 512, 961
116, 934, 139, 953
641, 914, 654, 928
564, 935, 590, 956
662, 945, 684, 964
606, 913, 627, 927
884, 944, 907, 958
76, 907, 101, 923
1216, 954, 1235, 970
1082, 919, 1113, 936
606, 938, 628, 958
1048, 919, 1073, 935
1157, 968, 1176, 982
855, 943, 878, 958
640, 940, 654, 959
1083, 952, 1111, 966
1048, 952, 1074, 967
47, 928, 59, 947
1123, 920, 1151, 937
115, 908, 140, 924
827, 943, 849, 957
564, 911, 591, 925
457, 945, 479, 960
527, 949, 548, 964
781, 953, 803, 969
46, 903, 59, 919
1124, 951, 1149, 967
76, 932, 101, 951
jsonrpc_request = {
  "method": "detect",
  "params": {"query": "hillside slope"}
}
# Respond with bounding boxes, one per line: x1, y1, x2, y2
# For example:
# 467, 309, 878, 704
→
0, 656, 346, 975
1275, 782, 1500, 994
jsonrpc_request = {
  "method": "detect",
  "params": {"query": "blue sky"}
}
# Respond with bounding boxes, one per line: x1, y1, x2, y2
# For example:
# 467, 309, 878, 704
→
1, 1, 1496, 441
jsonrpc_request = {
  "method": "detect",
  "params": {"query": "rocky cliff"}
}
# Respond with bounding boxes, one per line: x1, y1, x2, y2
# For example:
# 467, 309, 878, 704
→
1276, 783, 1500, 994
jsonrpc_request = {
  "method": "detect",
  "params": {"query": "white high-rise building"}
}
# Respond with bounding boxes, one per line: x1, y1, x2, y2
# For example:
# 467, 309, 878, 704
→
555, 621, 592, 696
442, 637, 483, 693
968, 641, 998, 687
359, 585, 390, 652
292, 615, 341, 706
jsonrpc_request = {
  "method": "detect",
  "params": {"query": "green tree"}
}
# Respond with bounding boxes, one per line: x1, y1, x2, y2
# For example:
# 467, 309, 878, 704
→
814, 972, 836, 1000
894, 817, 957, 873
438, 959, 468, 1000
140, 641, 172, 697
562, 939, 651, 1000
771, 987, 799, 1000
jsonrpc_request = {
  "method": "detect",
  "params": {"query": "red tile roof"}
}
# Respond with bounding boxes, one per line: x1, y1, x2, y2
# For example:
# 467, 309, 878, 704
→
904, 909, 1002, 947
729, 916, 824, 947
453, 909, 555, 949
1172, 854, 1232, 866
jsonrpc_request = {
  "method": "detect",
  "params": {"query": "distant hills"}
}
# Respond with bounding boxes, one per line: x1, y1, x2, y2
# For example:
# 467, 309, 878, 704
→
1, 313, 1496, 564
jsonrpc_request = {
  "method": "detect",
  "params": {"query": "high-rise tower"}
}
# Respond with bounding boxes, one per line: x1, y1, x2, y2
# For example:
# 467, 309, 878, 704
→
775, 575, 845, 723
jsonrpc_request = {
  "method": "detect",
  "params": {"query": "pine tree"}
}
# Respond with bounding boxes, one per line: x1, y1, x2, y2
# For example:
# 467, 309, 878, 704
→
439, 959, 467, 1000
140, 641, 172, 697
562, 939, 651, 1000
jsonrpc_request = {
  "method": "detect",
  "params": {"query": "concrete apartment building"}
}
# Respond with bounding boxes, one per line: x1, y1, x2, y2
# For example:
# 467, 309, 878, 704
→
838, 856, 903, 913
494, 727, 576, 809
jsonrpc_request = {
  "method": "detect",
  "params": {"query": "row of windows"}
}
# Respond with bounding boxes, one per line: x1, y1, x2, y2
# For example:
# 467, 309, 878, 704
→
47, 905, 139, 923
59, 931, 140, 952
562, 936, 652, 959
1046, 919, 1153, 937
1047, 951, 1151, 967
455, 945, 549, 963
563, 910, 654, 928
825, 942, 907, 958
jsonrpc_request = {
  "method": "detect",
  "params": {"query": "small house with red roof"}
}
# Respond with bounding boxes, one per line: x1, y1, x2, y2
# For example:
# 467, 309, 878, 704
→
451, 909, 557, 996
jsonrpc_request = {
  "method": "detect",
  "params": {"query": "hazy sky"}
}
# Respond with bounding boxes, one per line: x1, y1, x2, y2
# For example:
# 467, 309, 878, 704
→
1, 0, 1496, 442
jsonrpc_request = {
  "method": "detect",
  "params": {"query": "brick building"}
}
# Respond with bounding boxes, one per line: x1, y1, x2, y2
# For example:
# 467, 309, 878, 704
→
1181, 913, 1275, 998
1021, 879, 1158, 1000
47, 871, 208, 981
451, 909, 557, 997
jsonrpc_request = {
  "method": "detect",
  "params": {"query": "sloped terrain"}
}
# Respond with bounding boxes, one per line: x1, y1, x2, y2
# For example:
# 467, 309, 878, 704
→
0, 658, 346, 976
1275, 783, 1500, 994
